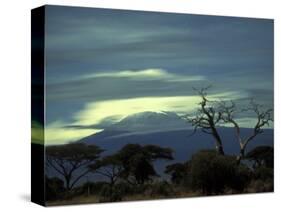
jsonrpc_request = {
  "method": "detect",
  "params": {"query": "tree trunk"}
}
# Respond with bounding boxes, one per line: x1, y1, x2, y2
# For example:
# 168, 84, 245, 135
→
109, 178, 115, 190
236, 147, 245, 165
65, 175, 71, 191
216, 145, 225, 156
211, 128, 225, 155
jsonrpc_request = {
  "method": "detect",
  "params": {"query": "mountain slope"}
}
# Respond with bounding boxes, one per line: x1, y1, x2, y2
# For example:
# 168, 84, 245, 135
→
79, 111, 273, 160
77, 111, 273, 177
78, 127, 273, 177
79, 127, 273, 161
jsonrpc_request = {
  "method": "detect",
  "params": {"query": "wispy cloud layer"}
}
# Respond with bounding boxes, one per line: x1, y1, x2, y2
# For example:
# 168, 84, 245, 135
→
45, 91, 249, 145
80, 69, 206, 82
31, 121, 44, 145
73, 91, 247, 126
46, 68, 209, 104
45, 121, 102, 145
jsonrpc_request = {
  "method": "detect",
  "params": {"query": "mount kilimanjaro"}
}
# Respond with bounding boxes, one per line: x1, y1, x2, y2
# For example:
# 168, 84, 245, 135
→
77, 111, 273, 166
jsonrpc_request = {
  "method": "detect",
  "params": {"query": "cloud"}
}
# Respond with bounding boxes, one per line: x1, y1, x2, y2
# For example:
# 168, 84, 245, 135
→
46, 68, 208, 103
43, 7, 273, 145
46, 96, 200, 144
80, 68, 206, 82
73, 96, 198, 126
31, 121, 44, 145
45, 91, 248, 145
45, 121, 102, 145
73, 91, 247, 126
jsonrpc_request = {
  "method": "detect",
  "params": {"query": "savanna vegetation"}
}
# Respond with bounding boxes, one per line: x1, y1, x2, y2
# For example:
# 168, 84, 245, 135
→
45, 87, 273, 205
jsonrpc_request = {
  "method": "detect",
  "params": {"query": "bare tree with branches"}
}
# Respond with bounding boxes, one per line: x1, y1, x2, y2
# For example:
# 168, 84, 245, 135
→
182, 86, 225, 155
220, 99, 273, 163
46, 143, 103, 191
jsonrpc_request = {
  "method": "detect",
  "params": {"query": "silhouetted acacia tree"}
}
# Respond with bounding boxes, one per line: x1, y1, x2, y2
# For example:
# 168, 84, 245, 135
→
117, 144, 174, 185
182, 86, 225, 155
46, 143, 103, 191
88, 154, 126, 202
220, 99, 273, 163
88, 154, 124, 187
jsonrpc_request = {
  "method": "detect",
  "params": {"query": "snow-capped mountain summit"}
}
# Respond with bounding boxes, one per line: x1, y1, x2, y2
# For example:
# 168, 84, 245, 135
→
106, 111, 190, 132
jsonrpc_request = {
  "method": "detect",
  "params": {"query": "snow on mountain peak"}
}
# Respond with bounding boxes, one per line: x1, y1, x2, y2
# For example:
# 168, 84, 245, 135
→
106, 111, 189, 132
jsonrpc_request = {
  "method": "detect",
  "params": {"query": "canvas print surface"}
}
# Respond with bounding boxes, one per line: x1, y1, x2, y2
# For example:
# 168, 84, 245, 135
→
31, 5, 274, 206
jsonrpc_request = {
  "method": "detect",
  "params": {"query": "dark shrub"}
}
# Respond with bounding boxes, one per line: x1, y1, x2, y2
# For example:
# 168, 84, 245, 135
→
229, 164, 251, 193
99, 182, 131, 202
165, 162, 189, 185
253, 167, 273, 181
99, 184, 118, 202
190, 150, 250, 194
148, 181, 174, 197
246, 146, 273, 169
249, 179, 273, 193
245, 146, 274, 193
46, 176, 65, 201
75, 181, 108, 196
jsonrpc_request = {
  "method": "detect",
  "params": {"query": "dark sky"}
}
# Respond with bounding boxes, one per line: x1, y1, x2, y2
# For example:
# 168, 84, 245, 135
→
44, 5, 273, 145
